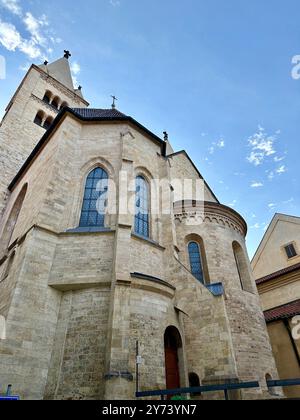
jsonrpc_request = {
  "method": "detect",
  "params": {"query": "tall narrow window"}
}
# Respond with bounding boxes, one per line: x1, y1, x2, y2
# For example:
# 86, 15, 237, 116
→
34, 111, 44, 126
188, 242, 205, 284
79, 168, 108, 228
43, 91, 52, 104
60, 101, 69, 109
232, 242, 253, 293
43, 116, 54, 130
135, 176, 150, 238
51, 97, 60, 110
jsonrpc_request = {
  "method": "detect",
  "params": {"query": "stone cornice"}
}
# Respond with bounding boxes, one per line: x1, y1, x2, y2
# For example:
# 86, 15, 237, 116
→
173, 200, 247, 237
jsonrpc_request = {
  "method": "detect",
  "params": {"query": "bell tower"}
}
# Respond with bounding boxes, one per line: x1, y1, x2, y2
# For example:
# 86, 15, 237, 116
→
0, 52, 89, 216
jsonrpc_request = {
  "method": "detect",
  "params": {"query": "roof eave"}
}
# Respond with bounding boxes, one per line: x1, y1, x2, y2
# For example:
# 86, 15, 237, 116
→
8, 107, 166, 191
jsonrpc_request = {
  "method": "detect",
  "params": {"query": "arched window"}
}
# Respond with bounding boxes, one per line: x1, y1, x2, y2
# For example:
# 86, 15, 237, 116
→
51, 97, 60, 110
189, 373, 201, 397
43, 91, 52, 104
34, 111, 44, 126
135, 176, 150, 238
0, 184, 27, 253
232, 242, 253, 293
266, 374, 277, 396
60, 101, 68, 109
43, 116, 54, 130
188, 242, 205, 284
79, 168, 108, 228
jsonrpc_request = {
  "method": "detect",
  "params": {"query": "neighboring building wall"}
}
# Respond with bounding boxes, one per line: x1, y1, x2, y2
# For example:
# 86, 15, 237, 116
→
267, 320, 300, 398
252, 215, 300, 279
253, 214, 300, 399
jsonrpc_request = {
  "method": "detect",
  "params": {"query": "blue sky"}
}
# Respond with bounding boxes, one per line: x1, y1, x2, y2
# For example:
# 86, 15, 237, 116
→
0, 0, 300, 258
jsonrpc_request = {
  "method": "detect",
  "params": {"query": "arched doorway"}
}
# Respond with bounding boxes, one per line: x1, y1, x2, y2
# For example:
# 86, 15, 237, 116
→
164, 326, 182, 390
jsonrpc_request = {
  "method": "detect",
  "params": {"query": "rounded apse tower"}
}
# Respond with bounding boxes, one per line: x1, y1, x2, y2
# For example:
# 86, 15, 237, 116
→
170, 200, 280, 399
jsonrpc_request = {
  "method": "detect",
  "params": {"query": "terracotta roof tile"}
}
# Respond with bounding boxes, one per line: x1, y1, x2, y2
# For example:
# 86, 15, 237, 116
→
264, 300, 300, 323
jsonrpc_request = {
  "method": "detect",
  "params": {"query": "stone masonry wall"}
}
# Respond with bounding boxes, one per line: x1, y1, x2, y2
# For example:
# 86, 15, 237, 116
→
0, 66, 86, 217
45, 287, 110, 400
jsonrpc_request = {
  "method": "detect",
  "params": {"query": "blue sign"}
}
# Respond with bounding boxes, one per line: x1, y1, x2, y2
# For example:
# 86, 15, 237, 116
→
0, 396, 20, 401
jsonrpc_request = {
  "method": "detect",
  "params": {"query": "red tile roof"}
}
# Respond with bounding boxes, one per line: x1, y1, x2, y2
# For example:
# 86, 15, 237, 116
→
256, 262, 300, 285
264, 300, 300, 323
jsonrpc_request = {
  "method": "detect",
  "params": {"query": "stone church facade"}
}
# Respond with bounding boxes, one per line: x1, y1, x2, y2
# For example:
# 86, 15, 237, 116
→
0, 54, 279, 400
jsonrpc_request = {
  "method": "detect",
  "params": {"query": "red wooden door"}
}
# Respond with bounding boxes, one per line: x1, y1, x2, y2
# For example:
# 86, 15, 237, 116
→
165, 347, 180, 390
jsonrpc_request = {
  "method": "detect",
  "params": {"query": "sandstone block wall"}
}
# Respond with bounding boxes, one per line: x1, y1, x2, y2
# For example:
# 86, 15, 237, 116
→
0, 116, 280, 400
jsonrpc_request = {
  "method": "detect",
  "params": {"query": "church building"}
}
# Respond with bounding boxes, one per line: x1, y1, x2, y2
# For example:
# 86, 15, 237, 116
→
0, 53, 279, 400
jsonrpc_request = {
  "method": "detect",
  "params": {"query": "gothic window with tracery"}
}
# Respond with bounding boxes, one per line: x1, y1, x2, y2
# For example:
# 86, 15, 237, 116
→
135, 176, 150, 238
79, 168, 108, 228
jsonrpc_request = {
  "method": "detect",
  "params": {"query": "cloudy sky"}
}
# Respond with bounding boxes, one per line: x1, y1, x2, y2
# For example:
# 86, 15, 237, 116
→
0, 0, 299, 258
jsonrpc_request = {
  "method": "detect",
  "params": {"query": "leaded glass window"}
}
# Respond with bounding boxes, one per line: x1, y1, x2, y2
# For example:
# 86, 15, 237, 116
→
79, 168, 108, 228
188, 242, 204, 284
135, 176, 150, 238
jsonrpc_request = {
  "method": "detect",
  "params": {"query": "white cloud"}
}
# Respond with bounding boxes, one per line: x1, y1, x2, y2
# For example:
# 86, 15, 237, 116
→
0, 20, 22, 51
19, 62, 30, 72
0, 2, 61, 62
283, 197, 294, 204
276, 165, 286, 174
266, 170, 275, 180
208, 137, 225, 155
110, 0, 121, 6
268, 203, 276, 209
19, 39, 41, 59
0, 0, 22, 16
71, 62, 81, 75
217, 139, 225, 148
70, 61, 81, 87
274, 156, 285, 162
251, 182, 264, 188
227, 200, 237, 208
247, 126, 277, 166
0, 20, 42, 59
250, 223, 261, 230
23, 12, 47, 46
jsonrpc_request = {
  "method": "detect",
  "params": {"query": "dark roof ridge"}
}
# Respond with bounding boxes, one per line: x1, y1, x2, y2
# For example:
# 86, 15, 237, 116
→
8, 107, 166, 191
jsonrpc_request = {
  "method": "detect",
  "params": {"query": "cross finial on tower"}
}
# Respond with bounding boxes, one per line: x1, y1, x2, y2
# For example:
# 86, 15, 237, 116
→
163, 131, 169, 142
111, 95, 118, 109
64, 50, 71, 59
44, 60, 49, 66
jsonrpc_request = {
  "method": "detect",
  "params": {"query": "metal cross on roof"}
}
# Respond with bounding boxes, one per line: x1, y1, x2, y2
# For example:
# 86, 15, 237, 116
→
111, 95, 118, 109
64, 50, 71, 59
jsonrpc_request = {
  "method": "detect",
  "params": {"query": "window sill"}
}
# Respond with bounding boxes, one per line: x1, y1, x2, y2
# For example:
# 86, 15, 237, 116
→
66, 227, 114, 234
